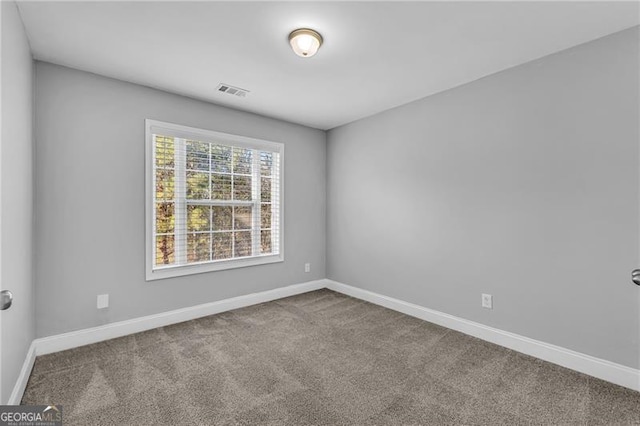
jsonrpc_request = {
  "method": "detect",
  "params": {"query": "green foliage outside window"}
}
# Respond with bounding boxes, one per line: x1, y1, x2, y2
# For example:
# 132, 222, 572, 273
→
154, 135, 277, 267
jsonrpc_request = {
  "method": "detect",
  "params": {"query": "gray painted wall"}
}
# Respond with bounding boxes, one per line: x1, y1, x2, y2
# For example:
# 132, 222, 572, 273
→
327, 27, 640, 368
1, 1, 35, 403
35, 62, 326, 338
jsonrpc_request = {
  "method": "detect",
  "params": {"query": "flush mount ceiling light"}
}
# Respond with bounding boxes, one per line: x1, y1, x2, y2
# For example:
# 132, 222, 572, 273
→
288, 28, 323, 58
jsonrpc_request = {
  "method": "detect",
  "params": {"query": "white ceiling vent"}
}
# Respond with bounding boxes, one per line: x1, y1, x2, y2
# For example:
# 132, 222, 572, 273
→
216, 83, 249, 98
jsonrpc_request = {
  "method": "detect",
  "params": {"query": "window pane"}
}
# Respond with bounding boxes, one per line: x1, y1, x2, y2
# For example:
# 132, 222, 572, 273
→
187, 171, 210, 199
156, 202, 175, 234
186, 140, 209, 171
211, 145, 232, 173
151, 123, 283, 275
233, 175, 252, 201
212, 206, 232, 231
261, 203, 271, 229
155, 235, 175, 266
155, 169, 174, 201
212, 232, 232, 260
232, 147, 252, 174
261, 177, 271, 202
155, 136, 174, 168
187, 205, 210, 232
234, 206, 252, 230
234, 231, 252, 257
211, 173, 231, 200
261, 230, 272, 254
260, 151, 272, 176
187, 233, 210, 263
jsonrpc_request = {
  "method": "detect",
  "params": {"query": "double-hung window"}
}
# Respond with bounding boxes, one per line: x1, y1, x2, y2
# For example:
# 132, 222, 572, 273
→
146, 120, 283, 280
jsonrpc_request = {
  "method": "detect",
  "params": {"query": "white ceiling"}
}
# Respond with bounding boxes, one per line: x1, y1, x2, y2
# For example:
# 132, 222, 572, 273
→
17, 1, 640, 130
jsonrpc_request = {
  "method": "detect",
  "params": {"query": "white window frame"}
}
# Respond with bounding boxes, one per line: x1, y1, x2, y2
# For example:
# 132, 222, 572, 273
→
145, 119, 284, 281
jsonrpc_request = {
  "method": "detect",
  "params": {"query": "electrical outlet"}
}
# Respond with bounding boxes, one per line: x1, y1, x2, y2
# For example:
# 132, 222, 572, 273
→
97, 294, 109, 309
304, 263, 311, 273
481, 293, 493, 309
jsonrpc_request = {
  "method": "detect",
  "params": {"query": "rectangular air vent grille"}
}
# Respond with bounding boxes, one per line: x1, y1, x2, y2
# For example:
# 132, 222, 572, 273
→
216, 83, 249, 98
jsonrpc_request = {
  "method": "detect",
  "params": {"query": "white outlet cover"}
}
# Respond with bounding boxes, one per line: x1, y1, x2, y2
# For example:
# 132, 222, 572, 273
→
97, 294, 109, 309
482, 293, 493, 309
304, 263, 311, 273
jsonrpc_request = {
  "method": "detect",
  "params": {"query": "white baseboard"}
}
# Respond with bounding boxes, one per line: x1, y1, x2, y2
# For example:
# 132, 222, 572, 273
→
325, 279, 640, 392
34, 279, 325, 356
8, 342, 36, 405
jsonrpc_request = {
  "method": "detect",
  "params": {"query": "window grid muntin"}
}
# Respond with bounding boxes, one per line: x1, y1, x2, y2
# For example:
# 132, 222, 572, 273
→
153, 134, 280, 269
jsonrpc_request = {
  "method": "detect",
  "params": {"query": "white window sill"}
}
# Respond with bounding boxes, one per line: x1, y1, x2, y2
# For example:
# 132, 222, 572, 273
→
146, 254, 284, 281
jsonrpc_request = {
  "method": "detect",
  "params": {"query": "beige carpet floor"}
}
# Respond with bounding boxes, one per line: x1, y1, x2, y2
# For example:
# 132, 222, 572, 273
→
22, 289, 640, 425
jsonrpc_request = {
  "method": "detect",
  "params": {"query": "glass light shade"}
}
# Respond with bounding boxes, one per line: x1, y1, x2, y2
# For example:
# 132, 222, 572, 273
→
288, 28, 323, 58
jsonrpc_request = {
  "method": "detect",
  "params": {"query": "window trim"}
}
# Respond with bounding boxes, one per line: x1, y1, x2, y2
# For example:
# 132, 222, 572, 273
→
145, 119, 284, 281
